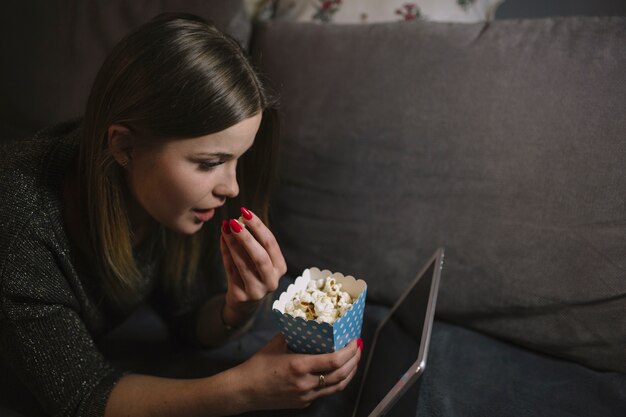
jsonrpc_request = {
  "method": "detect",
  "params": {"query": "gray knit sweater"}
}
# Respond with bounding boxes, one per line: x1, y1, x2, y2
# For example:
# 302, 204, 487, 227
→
0, 122, 210, 417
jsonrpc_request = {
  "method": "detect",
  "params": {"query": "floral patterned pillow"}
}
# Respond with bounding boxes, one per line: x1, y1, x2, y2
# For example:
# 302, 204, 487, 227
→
246, 0, 504, 23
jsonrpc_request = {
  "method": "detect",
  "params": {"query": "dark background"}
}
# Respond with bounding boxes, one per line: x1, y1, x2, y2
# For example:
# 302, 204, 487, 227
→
2, 0, 626, 141
495, 0, 626, 19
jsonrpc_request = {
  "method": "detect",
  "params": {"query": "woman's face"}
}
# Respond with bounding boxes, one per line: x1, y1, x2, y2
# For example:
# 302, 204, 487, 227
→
124, 113, 262, 235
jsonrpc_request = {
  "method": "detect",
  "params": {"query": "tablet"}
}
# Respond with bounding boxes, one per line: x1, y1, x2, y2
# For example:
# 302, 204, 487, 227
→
352, 248, 444, 417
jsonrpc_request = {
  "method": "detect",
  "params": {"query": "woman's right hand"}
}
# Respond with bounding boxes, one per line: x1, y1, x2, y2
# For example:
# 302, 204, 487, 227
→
235, 333, 363, 411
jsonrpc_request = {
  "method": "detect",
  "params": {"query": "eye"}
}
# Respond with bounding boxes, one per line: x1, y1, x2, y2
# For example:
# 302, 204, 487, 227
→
197, 160, 225, 171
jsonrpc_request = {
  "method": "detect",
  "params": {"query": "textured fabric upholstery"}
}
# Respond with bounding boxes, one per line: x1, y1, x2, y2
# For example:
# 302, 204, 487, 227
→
251, 17, 626, 372
93, 293, 626, 417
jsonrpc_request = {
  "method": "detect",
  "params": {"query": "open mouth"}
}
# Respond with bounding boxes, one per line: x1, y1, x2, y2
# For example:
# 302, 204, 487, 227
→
192, 208, 215, 222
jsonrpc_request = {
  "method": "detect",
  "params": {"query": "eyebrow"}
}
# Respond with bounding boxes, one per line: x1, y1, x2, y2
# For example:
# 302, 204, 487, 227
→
193, 152, 235, 160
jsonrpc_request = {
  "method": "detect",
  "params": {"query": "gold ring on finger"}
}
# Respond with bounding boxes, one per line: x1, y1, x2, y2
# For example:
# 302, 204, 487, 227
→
318, 374, 326, 388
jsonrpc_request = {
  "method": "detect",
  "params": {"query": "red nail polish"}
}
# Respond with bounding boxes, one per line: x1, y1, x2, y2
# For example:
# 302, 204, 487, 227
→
222, 220, 231, 234
240, 207, 253, 220
229, 218, 242, 233
357, 338, 363, 351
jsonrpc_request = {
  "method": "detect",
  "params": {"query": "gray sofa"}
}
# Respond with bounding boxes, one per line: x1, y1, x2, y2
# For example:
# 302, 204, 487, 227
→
1, 1, 625, 416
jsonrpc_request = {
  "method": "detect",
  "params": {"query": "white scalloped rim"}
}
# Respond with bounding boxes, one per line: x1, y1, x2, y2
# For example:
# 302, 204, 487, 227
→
272, 267, 367, 314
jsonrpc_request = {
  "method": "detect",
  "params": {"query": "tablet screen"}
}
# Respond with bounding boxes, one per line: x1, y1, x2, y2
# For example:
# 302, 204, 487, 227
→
353, 260, 436, 417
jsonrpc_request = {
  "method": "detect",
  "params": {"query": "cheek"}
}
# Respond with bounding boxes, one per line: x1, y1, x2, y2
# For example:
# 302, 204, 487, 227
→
167, 175, 209, 208
133, 164, 210, 213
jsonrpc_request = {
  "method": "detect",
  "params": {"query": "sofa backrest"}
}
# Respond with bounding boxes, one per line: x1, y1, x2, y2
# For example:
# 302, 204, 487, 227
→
251, 17, 626, 372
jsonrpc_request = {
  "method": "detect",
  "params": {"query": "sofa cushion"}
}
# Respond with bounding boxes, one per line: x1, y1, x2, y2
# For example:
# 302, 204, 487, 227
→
251, 17, 626, 372
266, 0, 504, 23
0, 0, 250, 140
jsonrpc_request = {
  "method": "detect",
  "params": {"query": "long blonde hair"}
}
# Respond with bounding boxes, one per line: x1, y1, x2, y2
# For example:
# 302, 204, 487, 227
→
77, 13, 279, 308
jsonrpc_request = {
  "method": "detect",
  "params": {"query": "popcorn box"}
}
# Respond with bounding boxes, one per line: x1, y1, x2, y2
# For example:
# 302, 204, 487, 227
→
272, 267, 367, 354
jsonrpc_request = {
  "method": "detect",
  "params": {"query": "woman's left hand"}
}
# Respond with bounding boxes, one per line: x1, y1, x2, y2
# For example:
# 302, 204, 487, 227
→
219, 207, 287, 326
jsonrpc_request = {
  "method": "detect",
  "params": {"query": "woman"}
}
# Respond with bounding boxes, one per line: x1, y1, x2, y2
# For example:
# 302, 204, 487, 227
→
0, 13, 361, 417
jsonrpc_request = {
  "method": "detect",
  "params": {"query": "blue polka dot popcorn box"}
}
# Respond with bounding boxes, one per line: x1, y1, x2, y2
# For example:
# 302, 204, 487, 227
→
272, 267, 367, 354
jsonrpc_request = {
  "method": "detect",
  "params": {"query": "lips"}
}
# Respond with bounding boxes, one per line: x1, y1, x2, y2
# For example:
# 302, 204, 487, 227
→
193, 208, 215, 222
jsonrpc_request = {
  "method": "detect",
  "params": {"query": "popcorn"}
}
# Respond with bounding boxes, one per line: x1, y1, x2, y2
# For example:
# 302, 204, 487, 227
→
237, 216, 246, 228
272, 268, 367, 353
284, 277, 354, 324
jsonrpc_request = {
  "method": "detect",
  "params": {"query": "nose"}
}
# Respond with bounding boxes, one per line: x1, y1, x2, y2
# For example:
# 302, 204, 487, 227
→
213, 160, 239, 199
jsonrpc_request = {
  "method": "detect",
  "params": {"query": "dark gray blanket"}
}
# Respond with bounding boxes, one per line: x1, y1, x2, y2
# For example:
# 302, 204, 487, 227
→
3, 281, 624, 417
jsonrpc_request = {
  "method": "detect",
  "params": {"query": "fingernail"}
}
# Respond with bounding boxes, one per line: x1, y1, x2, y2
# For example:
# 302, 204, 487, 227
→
357, 338, 363, 351
240, 206, 253, 220
222, 220, 231, 234
229, 218, 243, 233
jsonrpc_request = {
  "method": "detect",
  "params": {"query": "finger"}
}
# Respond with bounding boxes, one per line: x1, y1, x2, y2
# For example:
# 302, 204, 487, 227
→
223, 220, 256, 269
227, 218, 278, 288
308, 339, 360, 374
313, 363, 359, 399
220, 234, 248, 300
314, 343, 361, 387
238, 208, 287, 275
223, 226, 268, 298
223, 227, 255, 274
221, 232, 243, 285
228, 217, 275, 278
220, 233, 239, 279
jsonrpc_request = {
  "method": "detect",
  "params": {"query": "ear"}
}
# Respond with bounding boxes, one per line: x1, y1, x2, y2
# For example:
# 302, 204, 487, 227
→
107, 124, 133, 167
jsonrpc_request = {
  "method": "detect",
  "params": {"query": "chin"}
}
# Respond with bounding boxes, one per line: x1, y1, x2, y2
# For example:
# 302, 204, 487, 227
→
163, 219, 205, 235
183, 222, 205, 235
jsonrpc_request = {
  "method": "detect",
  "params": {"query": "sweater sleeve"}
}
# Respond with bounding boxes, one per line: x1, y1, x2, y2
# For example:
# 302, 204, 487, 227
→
0, 228, 124, 417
